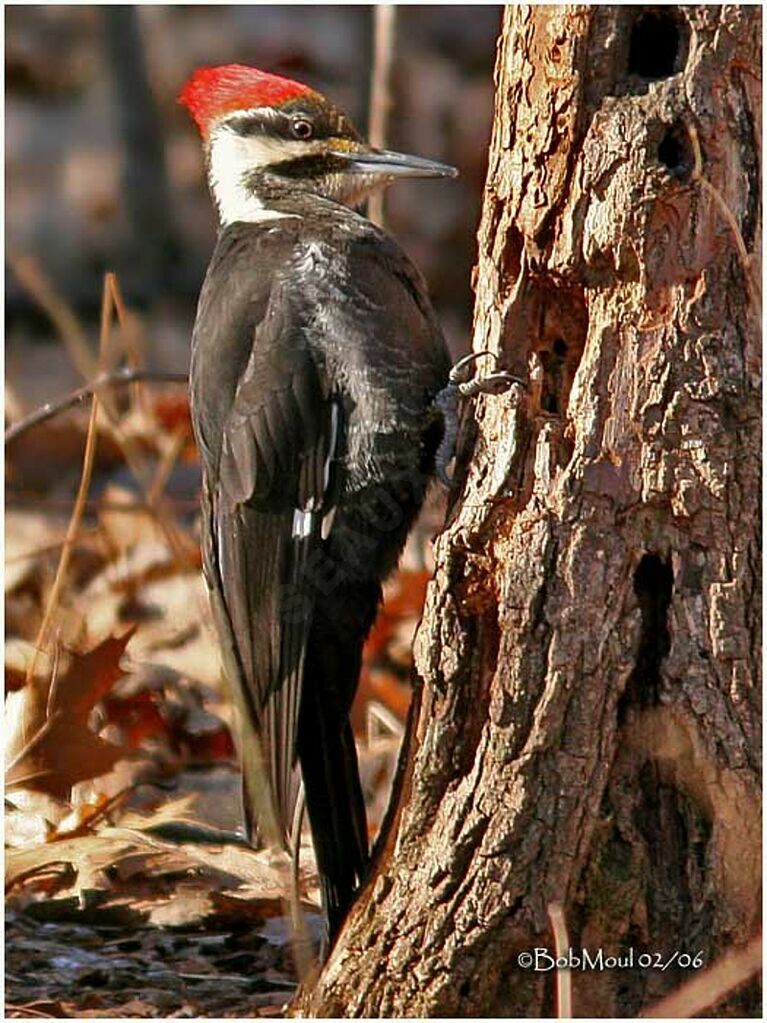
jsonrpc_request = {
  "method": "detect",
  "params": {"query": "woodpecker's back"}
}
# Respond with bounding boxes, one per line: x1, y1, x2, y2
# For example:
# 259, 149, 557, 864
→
181, 64, 453, 941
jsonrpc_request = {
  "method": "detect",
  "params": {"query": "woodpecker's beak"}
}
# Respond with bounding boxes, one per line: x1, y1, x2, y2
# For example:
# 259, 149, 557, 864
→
333, 146, 458, 179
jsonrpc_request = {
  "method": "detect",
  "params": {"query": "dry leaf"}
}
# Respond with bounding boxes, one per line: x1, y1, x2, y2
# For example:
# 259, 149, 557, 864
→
5, 511, 66, 592
6, 999, 70, 1019
6, 816, 311, 933
5, 628, 137, 798
152, 390, 196, 461
5, 639, 55, 691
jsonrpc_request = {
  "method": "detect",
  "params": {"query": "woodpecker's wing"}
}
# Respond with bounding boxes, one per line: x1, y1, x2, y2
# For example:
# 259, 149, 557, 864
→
218, 348, 342, 848
192, 223, 342, 850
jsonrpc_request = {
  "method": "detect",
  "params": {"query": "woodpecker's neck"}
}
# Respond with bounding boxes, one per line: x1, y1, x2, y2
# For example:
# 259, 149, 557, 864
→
206, 126, 386, 226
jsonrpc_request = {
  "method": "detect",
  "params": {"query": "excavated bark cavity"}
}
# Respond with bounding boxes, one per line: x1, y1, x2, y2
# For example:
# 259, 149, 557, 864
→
657, 121, 694, 181
500, 223, 524, 293
618, 553, 674, 720
627, 8, 688, 82
448, 549, 502, 783
528, 282, 586, 408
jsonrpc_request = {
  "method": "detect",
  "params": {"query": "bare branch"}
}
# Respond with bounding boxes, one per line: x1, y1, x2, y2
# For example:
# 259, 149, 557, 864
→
5, 368, 188, 446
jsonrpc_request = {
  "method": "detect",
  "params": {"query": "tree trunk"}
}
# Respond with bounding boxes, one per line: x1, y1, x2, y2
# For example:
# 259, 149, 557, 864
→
299, 5, 761, 1017
102, 6, 179, 302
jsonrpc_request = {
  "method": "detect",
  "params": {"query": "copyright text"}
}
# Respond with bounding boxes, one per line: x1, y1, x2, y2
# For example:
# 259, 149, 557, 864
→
516, 948, 704, 972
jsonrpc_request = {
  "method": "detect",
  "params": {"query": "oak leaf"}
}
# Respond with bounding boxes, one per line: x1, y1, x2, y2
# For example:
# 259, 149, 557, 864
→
5, 628, 136, 799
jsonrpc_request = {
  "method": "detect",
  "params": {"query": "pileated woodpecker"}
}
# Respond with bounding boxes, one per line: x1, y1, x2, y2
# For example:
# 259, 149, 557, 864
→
179, 64, 509, 941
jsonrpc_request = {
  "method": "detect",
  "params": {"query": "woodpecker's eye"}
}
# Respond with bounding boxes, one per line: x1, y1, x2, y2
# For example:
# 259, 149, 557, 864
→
291, 118, 314, 140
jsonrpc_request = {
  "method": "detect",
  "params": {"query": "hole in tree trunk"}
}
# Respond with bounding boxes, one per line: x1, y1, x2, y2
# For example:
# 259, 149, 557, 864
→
526, 283, 587, 426
538, 340, 570, 416
628, 9, 686, 80
617, 553, 674, 722
658, 123, 694, 180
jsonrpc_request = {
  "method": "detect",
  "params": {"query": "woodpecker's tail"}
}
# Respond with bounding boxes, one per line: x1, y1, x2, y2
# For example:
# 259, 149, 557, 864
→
297, 602, 374, 942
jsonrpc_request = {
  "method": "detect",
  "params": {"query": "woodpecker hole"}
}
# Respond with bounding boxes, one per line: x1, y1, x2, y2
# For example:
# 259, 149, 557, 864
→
525, 283, 586, 429
658, 122, 693, 180
538, 338, 570, 415
628, 10, 685, 80
617, 553, 674, 723
501, 225, 524, 291
540, 362, 560, 413
459, 979, 472, 999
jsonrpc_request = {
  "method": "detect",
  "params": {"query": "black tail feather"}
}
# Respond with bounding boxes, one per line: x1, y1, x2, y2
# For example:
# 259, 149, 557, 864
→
297, 609, 372, 940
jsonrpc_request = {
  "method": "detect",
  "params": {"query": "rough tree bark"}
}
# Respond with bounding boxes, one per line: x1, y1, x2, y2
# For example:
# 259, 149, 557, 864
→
299, 5, 761, 1017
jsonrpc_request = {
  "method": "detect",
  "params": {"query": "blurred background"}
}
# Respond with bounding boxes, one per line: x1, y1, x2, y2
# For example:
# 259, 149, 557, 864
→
5, 10, 503, 1008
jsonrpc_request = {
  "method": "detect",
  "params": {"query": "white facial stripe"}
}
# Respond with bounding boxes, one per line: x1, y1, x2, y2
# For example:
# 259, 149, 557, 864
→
208, 111, 310, 225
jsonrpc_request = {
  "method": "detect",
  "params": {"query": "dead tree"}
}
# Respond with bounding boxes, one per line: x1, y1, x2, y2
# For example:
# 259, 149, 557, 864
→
299, 6, 761, 1017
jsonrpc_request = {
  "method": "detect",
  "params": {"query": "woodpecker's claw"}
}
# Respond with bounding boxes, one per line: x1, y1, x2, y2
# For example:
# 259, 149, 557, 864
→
448, 350, 489, 385
456, 369, 524, 399
434, 351, 525, 487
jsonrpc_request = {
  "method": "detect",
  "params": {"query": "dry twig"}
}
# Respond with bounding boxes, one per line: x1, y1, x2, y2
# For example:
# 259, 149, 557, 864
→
547, 902, 572, 1019
5, 368, 188, 446
25, 397, 100, 685
9, 253, 98, 380
642, 936, 761, 1018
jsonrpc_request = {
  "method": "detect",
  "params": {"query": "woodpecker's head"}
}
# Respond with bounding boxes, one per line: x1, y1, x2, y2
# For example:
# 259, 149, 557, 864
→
179, 64, 457, 225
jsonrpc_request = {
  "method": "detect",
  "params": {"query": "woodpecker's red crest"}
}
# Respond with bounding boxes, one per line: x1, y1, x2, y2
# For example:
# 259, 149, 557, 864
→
179, 64, 317, 137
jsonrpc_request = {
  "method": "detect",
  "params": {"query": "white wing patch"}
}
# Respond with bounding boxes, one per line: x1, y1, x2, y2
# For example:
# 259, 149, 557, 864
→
291, 508, 314, 539
291, 401, 340, 541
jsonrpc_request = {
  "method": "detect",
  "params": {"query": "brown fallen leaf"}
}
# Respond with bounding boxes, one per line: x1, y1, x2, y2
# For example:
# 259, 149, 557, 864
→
4, 510, 67, 593
6, 999, 71, 1019
152, 389, 194, 452
6, 816, 313, 933
5, 640, 55, 691
5, 832, 134, 894
5, 628, 137, 798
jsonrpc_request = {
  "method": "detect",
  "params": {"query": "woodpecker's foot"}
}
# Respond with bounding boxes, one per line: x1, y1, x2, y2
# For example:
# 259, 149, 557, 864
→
434, 351, 525, 487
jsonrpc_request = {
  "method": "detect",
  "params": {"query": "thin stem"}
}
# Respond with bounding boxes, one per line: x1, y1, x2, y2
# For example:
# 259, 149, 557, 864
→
368, 5, 397, 227
642, 936, 761, 1018
8, 253, 98, 381
5, 368, 188, 446
548, 902, 572, 1019
25, 394, 99, 685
